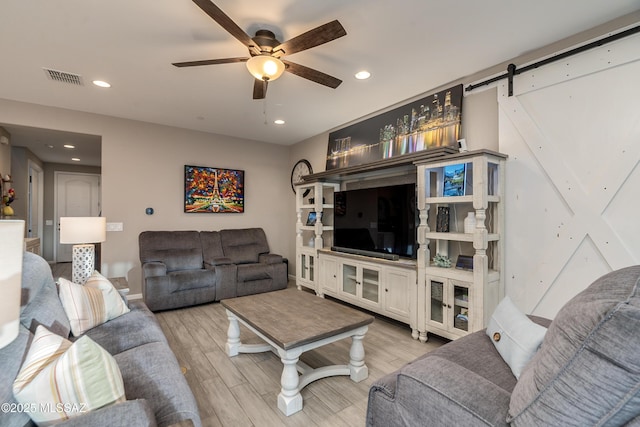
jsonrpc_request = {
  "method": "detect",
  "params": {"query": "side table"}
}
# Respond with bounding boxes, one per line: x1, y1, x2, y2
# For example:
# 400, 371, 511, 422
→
109, 276, 130, 300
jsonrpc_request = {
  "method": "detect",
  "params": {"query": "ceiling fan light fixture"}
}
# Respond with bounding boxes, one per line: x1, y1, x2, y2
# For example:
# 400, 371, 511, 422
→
246, 55, 285, 81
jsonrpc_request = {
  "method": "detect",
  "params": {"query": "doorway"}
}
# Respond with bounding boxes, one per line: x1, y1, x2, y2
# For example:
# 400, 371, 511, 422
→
27, 159, 44, 238
54, 171, 101, 262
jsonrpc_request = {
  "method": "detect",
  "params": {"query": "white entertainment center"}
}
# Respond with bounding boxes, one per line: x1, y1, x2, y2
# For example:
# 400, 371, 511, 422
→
295, 149, 506, 341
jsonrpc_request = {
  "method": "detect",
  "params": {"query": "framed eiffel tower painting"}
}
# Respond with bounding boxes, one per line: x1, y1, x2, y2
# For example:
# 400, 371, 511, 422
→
184, 165, 245, 213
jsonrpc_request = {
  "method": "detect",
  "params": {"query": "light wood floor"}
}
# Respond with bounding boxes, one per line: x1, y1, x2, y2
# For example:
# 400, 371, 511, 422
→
50, 263, 446, 427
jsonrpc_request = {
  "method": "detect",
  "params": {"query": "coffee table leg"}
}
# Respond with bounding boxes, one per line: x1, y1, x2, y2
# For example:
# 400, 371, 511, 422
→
225, 310, 241, 357
277, 349, 303, 416
349, 329, 368, 382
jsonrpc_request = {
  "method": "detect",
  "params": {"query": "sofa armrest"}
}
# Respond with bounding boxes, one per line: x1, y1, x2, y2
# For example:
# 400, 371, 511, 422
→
259, 253, 283, 264
205, 257, 233, 268
142, 262, 167, 278
368, 356, 512, 427
56, 399, 157, 427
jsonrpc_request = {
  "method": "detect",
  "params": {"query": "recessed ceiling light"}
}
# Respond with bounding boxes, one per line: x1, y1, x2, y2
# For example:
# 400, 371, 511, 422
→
355, 70, 371, 80
71, 157, 81, 162
92, 80, 111, 88
63, 144, 75, 149
274, 119, 285, 125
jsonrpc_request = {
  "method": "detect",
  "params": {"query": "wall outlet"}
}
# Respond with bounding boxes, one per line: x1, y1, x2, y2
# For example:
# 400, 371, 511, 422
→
106, 222, 123, 232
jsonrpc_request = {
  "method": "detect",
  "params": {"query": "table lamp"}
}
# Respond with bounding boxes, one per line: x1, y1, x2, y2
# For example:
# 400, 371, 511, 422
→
60, 216, 106, 284
0, 220, 24, 349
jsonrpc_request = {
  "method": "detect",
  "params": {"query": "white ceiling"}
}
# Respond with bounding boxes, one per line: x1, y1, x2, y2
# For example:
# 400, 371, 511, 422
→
1, 0, 639, 165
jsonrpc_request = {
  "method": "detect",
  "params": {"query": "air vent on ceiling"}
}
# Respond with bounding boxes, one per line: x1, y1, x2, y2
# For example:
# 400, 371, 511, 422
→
43, 68, 84, 86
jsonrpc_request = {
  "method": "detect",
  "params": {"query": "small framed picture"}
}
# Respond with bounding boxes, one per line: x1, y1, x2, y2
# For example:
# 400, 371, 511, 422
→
455, 254, 474, 271
306, 211, 322, 226
443, 164, 465, 196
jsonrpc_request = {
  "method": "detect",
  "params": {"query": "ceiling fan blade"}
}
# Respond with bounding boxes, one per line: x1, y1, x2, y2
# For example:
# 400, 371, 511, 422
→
273, 20, 346, 57
282, 60, 342, 89
191, 0, 261, 55
172, 57, 249, 67
253, 79, 267, 99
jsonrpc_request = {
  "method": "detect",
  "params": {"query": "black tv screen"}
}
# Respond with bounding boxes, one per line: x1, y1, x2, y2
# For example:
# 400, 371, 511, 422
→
333, 183, 417, 259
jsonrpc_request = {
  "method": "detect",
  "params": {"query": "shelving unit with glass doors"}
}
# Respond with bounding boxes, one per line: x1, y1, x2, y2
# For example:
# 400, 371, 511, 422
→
415, 150, 506, 341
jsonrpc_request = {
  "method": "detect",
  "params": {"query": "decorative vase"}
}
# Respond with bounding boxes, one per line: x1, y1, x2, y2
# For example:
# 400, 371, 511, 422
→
3, 205, 14, 216
464, 211, 476, 233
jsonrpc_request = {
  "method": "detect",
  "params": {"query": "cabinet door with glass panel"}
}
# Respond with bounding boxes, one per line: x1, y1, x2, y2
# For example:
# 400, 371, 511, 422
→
340, 261, 381, 309
427, 276, 471, 339
298, 250, 315, 289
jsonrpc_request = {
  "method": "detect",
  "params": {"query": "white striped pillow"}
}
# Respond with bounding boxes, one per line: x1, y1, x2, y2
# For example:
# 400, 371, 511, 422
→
13, 325, 126, 426
58, 271, 130, 336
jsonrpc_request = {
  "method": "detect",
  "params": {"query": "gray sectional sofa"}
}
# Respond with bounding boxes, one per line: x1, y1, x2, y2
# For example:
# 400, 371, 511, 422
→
0, 251, 201, 427
367, 265, 640, 426
139, 227, 287, 311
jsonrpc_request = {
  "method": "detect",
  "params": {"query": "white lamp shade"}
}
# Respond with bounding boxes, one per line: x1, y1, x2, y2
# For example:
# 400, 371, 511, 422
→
0, 220, 25, 349
60, 217, 106, 244
246, 55, 286, 81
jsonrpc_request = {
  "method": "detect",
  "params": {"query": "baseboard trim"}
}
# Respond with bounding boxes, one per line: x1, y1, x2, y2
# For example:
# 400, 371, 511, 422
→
128, 293, 143, 301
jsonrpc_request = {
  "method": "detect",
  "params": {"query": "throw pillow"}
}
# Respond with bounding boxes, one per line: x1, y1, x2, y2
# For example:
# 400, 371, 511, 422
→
13, 325, 126, 426
58, 271, 130, 336
486, 296, 547, 379
508, 266, 640, 426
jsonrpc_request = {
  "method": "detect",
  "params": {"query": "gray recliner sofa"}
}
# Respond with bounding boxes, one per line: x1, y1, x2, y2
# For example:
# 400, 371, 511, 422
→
0, 252, 201, 427
139, 227, 287, 311
367, 265, 640, 426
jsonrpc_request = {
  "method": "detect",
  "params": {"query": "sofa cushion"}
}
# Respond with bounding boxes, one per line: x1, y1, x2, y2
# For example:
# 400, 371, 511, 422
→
225, 244, 261, 264
13, 326, 126, 426
0, 327, 33, 427
58, 272, 130, 337
486, 296, 547, 379
115, 342, 200, 427
220, 228, 270, 264
139, 231, 203, 272
200, 231, 225, 262
20, 252, 71, 337
169, 269, 216, 291
508, 266, 640, 426
237, 263, 271, 282
83, 301, 168, 355
162, 248, 203, 272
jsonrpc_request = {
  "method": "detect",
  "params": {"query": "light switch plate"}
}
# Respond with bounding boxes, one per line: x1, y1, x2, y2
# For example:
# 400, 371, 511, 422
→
106, 222, 123, 232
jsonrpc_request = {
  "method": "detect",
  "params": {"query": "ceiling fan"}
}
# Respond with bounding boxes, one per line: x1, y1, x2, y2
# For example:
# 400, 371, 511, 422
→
172, 0, 347, 99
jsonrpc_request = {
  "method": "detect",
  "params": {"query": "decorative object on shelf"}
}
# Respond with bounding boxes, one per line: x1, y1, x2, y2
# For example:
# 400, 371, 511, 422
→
59, 217, 107, 284
443, 163, 467, 196
308, 197, 325, 204
2, 187, 16, 216
463, 211, 476, 233
306, 211, 321, 226
184, 165, 244, 213
326, 84, 463, 171
436, 206, 450, 232
291, 159, 313, 195
455, 254, 474, 271
0, 220, 24, 349
433, 253, 452, 268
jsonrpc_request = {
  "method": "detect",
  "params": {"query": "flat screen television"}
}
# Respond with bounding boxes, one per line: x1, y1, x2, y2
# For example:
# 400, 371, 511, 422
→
333, 183, 417, 259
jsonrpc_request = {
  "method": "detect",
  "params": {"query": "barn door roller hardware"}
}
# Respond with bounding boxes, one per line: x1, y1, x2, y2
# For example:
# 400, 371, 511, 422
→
465, 24, 640, 96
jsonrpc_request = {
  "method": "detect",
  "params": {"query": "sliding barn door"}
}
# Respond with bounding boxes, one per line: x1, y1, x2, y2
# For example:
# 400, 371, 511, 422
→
498, 30, 640, 318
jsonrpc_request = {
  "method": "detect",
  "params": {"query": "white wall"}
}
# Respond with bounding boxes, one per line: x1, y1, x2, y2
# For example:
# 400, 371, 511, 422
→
0, 99, 291, 295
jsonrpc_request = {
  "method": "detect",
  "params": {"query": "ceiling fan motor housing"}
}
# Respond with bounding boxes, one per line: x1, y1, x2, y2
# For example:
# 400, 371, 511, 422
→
251, 30, 282, 56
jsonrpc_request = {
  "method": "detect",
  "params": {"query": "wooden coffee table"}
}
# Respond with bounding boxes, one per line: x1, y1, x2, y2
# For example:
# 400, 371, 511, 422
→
221, 288, 374, 416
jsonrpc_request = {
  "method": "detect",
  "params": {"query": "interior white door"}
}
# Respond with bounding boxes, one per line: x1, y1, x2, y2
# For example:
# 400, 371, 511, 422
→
55, 172, 101, 262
